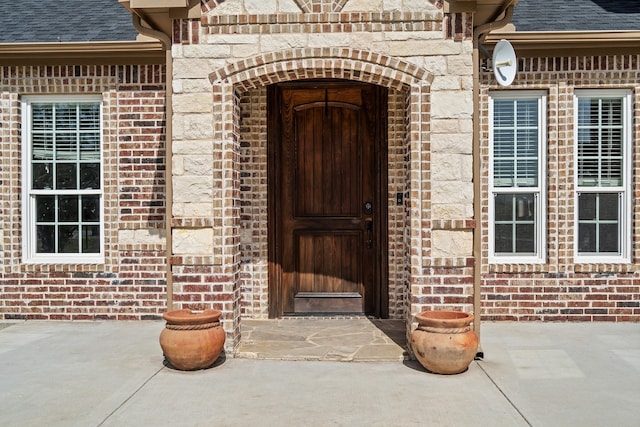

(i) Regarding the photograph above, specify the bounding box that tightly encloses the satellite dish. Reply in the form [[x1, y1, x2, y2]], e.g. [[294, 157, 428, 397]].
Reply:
[[492, 39, 517, 87]]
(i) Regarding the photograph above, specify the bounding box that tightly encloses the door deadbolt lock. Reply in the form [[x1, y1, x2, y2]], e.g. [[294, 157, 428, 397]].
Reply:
[[364, 202, 373, 215]]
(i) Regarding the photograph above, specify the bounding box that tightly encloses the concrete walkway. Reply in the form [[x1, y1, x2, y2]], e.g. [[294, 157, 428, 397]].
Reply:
[[0, 320, 638, 426]]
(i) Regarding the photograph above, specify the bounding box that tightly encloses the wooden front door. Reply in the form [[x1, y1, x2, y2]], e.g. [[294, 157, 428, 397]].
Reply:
[[268, 81, 388, 317]]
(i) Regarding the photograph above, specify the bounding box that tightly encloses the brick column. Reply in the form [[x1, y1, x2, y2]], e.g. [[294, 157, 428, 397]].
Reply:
[[212, 81, 242, 350], [408, 81, 432, 323], [170, 78, 242, 350]]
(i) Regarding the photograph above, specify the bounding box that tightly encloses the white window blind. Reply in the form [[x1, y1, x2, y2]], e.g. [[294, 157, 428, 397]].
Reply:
[[577, 98, 623, 187], [493, 98, 539, 188]]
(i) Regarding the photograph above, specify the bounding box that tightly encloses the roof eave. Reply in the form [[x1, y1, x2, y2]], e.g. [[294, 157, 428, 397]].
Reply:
[[119, 0, 201, 39], [0, 40, 165, 66], [447, 0, 520, 27], [483, 31, 640, 57]]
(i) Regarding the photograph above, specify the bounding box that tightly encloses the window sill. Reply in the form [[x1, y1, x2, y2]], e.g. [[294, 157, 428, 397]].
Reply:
[[23, 256, 105, 266]]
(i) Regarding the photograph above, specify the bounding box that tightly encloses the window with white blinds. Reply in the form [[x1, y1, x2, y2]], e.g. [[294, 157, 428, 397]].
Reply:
[[575, 90, 631, 262], [489, 92, 546, 263], [22, 96, 104, 263]]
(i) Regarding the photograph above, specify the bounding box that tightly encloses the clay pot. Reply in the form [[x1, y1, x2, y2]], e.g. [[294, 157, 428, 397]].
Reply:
[[159, 309, 226, 370], [410, 310, 478, 375]]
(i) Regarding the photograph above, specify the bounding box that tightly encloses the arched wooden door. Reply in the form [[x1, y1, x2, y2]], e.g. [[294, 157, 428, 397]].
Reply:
[[268, 81, 388, 317]]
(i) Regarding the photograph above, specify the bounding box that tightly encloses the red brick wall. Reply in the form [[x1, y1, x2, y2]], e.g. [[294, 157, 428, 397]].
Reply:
[[480, 55, 640, 321], [0, 64, 168, 320]]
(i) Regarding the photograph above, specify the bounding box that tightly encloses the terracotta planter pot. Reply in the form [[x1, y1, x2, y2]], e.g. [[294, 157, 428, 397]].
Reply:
[[159, 309, 226, 370], [410, 310, 478, 374]]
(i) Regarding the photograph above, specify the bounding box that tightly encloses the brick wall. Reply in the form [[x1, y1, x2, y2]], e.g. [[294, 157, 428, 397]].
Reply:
[[480, 55, 640, 321], [0, 64, 168, 320]]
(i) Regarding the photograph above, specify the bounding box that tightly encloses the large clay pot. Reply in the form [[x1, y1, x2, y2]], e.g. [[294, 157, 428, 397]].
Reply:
[[410, 310, 478, 374], [159, 309, 226, 370]]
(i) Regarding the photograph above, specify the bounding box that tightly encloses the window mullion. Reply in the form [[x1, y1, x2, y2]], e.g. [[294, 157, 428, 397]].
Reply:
[[53, 196, 59, 254], [597, 99, 603, 186]]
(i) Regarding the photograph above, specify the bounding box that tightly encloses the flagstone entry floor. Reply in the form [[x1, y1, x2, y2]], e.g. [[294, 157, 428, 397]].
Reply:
[[236, 318, 410, 361]]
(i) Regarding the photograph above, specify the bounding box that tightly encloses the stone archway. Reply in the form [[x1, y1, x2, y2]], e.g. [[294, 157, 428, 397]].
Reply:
[[203, 48, 433, 348]]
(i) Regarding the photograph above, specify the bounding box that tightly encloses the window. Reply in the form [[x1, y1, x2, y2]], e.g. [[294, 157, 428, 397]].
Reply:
[[489, 92, 546, 263], [22, 96, 104, 263], [574, 90, 631, 263]]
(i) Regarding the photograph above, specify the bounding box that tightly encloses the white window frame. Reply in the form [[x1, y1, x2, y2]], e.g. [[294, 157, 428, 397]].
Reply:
[[21, 95, 105, 264], [573, 89, 632, 264], [489, 91, 547, 264]]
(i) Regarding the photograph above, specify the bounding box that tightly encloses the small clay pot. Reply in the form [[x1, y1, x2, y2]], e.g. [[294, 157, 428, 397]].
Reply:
[[159, 309, 226, 370], [410, 310, 478, 374]]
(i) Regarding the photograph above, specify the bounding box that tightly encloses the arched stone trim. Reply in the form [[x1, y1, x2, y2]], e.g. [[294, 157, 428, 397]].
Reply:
[[205, 47, 433, 349], [208, 48, 433, 91]]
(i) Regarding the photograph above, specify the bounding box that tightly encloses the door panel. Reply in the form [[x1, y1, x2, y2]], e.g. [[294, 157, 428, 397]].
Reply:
[[296, 232, 362, 293], [268, 81, 388, 317], [294, 105, 360, 217]]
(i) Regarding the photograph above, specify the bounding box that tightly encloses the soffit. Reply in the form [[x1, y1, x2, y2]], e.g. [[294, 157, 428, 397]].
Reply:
[[0, 41, 165, 66]]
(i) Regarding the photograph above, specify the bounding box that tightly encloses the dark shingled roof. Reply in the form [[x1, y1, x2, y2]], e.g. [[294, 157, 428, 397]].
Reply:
[[0, 0, 138, 43], [1, 0, 638, 44], [512, 0, 640, 31]]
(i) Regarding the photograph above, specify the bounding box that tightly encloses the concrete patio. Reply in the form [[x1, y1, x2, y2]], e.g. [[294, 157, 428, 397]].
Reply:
[[0, 320, 638, 426]]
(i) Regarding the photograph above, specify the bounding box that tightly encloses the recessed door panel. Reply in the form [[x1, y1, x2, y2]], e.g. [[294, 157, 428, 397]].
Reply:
[[296, 231, 362, 293], [294, 105, 360, 217]]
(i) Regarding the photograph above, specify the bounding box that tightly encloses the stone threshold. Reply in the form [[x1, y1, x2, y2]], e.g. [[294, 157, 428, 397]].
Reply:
[[235, 318, 410, 362]]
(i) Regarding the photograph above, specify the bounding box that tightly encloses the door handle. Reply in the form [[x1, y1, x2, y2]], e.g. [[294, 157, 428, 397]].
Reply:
[[365, 220, 373, 249]]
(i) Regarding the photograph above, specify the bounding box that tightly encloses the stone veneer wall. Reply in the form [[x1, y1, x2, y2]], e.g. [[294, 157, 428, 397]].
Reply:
[[0, 65, 167, 320], [171, 0, 476, 349], [480, 55, 640, 321]]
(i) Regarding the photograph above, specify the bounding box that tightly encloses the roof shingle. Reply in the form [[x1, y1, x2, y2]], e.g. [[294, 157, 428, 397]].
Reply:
[[1, 0, 639, 45], [0, 0, 138, 43], [512, 0, 640, 32]]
